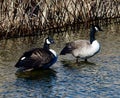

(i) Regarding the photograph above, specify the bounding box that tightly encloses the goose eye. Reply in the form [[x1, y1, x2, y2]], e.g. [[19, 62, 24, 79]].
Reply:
[[50, 40, 54, 44]]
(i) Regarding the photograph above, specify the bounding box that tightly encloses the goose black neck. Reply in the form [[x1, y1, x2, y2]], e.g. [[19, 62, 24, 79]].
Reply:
[[90, 27, 96, 44], [43, 43, 50, 50]]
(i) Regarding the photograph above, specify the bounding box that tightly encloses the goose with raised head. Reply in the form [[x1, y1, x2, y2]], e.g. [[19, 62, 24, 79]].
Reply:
[[15, 37, 57, 71], [60, 25, 103, 62]]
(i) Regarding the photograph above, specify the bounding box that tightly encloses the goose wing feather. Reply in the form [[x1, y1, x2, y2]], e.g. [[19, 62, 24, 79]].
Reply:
[[15, 48, 54, 68], [67, 40, 90, 50], [73, 40, 90, 49], [30, 48, 53, 65]]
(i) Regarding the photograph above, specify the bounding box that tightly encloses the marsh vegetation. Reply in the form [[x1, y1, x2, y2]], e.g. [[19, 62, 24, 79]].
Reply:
[[0, 0, 120, 38]]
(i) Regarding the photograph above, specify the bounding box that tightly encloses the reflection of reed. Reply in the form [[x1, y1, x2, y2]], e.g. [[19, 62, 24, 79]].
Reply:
[[0, 0, 120, 38]]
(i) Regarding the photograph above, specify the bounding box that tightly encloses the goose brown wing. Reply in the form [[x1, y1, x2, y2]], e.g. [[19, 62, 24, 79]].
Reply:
[[30, 48, 54, 66], [64, 40, 90, 50], [73, 40, 90, 49], [15, 48, 54, 68]]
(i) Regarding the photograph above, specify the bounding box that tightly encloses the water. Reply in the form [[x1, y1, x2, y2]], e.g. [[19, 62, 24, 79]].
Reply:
[[0, 24, 120, 98]]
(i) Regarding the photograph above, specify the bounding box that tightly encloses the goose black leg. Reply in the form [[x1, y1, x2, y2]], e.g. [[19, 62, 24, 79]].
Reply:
[[76, 57, 79, 63], [85, 59, 88, 62]]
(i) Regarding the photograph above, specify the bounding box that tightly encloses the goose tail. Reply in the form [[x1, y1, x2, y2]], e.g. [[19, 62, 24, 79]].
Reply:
[[60, 46, 71, 55], [15, 56, 30, 68], [15, 59, 24, 68]]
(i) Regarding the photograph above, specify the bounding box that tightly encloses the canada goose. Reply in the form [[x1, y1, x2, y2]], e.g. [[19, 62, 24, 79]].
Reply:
[[60, 25, 103, 62], [15, 37, 57, 70]]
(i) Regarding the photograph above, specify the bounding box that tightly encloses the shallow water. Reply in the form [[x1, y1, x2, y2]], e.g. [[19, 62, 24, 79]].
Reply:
[[0, 24, 120, 98]]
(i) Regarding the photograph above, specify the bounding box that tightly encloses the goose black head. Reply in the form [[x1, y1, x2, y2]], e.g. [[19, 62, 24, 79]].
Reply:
[[45, 37, 54, 45], [92, 24, 103, 32], [44, 37, 54, 49]]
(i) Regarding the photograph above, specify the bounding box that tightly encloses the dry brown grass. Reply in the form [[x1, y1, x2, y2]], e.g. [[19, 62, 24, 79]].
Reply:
[[0, 0, 120, 38]]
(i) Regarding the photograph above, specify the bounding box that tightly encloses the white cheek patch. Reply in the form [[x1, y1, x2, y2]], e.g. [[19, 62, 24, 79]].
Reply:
[[46, 39, 51, 44], [95, 27, 99, 31], [21, 57, 26, 60]]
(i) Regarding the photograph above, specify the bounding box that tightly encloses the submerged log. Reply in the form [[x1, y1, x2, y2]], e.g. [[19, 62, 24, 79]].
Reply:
[[0, 0, 120, 38]]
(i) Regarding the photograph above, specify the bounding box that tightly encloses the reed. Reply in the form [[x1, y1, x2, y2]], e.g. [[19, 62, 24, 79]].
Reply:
[[0, 0, 120, 38]]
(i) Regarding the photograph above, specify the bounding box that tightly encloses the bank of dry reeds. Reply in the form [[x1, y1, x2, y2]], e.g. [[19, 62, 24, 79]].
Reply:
[[0, 0, 120, 38]]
